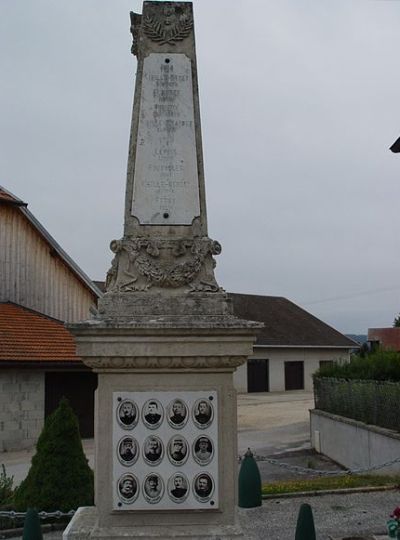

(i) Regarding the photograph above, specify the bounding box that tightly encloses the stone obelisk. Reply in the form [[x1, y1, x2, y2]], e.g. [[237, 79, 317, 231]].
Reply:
[[65, 3, 261, 539]]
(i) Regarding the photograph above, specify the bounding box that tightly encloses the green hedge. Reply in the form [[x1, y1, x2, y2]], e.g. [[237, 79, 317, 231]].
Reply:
[[313, 349, 400, 430], [314, 377, 400, 431], [313, 349, 400, 381]]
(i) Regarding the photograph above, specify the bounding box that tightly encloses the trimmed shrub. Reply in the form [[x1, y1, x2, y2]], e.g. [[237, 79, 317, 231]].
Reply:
[[13, 398, 93, 511]]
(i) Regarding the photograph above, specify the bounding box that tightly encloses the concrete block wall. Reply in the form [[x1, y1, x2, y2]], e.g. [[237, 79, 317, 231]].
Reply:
[[310, 408, 400, 474], [0, 370, 45, 451]]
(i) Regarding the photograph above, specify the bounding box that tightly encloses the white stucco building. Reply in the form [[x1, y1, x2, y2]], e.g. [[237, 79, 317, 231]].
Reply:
[[229, 293, 357, 393]]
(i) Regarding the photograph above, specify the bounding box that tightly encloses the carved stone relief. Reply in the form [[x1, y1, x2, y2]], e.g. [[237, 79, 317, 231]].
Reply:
[[143, 4, 193, 46], [105, 236, 221, 293], [130, 4, 193, 56]]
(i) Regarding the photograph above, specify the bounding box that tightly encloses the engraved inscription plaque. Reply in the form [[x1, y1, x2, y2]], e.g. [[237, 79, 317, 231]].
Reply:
[[131, 53, 201, 225]]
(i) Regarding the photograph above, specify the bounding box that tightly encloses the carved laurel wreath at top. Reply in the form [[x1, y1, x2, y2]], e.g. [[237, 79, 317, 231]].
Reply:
[[143, 14, 193, 45]]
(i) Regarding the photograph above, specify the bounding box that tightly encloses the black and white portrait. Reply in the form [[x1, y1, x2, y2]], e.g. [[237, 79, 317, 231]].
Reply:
[[117, 399, 138, 429], [142, 399, 163, 429], [143, 435, 164, 466], [117, 473, 139, 504], [193, 473, 214, 502], [167, 435, 188, 466], [143, 474, 163, 504], [117, 436, 138, 466], [193, 435, 213, 465], [167, 399, 188, 428], [193, 398, 213, 429], [168, 473, 189, 503]]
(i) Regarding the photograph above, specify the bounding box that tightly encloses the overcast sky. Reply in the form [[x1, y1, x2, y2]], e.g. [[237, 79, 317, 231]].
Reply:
[[1, 0, 400, 334]]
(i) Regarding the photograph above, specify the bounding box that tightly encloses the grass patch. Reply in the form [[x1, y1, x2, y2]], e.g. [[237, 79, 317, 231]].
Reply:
[[262, 474, 400, 495]]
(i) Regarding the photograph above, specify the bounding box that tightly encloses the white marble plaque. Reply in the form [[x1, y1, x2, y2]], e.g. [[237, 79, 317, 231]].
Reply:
[[113, 391, 218, 511], [131, 53, 200, 225]]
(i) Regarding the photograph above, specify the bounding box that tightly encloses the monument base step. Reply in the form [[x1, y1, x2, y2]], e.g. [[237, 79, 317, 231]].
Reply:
[[63, 507, 245, 540]]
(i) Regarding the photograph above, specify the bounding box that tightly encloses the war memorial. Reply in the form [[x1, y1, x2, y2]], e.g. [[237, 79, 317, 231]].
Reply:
[[65, 2, 260, 539]]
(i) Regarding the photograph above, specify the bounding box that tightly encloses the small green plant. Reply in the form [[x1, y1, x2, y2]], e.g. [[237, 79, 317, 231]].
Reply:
[[0, 464, 14, 506], [13, 397, 93, 512]]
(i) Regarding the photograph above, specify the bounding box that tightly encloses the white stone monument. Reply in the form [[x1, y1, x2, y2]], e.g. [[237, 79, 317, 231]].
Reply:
[[65, 2, 261, 539]]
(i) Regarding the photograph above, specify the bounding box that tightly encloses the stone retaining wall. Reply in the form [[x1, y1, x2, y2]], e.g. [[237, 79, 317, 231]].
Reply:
[[310, 408, 400, 474]]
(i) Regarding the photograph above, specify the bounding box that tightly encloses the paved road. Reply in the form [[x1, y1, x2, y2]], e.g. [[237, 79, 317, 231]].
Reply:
[[236, 391, 342, 482], [237, 391, 314, 455]]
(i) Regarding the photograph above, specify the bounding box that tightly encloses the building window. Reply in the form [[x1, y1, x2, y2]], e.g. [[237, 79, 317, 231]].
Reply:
[[319, 360, 334, 370]]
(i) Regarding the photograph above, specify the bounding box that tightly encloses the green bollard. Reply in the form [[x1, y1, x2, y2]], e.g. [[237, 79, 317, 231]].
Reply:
[[22, 508, 43, 540], [295, 503, 316, 540], [238, 448, 262, 508]]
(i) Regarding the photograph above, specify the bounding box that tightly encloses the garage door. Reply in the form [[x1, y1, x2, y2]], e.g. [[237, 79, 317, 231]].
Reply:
[[247, 359, 269, 392], [284, 361, 304, 391], [45, 372, 97, 438]]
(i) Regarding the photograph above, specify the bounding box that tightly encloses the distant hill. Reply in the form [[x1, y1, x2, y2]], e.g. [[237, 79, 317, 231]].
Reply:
[[346, 334, 367, 345]]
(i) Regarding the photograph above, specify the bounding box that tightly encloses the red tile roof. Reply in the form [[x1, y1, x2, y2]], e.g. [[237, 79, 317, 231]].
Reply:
[[0, 303, 79, 362]]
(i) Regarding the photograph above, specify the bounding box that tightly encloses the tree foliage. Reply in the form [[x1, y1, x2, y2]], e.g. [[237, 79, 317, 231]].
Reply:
[[313, 349, 400, 381], [393, 314, 400, 328], [13, 398, 93, 511]]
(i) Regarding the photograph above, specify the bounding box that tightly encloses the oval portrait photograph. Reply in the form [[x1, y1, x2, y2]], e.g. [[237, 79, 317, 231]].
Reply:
[[117, 436, 139, 466], [117, 473, 139, 504], [193, 473, 214, 503], [143, 473, 164, 504], [167, 473, 189, 503], [167, 435, 189, 466], [142, 399, 164, 429], [116, 399, 139, 430], [143, 435, 164, 466], [192, 398, 213, 429], [193, 435, 213, 466], [167, 398, 188, 429]]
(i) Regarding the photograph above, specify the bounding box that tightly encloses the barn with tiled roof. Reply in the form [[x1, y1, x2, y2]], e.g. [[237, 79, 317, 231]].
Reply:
[[0, 187, 100, 450]]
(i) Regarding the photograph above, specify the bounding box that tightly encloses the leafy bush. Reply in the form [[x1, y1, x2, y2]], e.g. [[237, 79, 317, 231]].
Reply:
[[13, 397, 94, 512], [313, 349, 400, 381], [0, 465, 18, 530], [0, 464, 14, 506]]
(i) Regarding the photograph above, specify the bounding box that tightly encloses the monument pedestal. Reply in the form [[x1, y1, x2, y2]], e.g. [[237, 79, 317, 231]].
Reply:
[[64, 319, 259, 540]]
